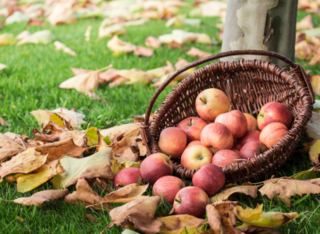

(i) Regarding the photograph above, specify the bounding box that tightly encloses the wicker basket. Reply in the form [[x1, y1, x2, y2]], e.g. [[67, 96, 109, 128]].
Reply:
[[141, 50, 315, 184]]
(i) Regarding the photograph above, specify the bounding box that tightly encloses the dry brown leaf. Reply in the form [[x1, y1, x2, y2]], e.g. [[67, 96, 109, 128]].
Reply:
[[90, 178, 112, 193], [48, 3, 77, 25], [100, 123, 140, 139], [210, 186, 259, 203], [36, 138, 86, 162], [134, 46, 154, 57], [64, 178, 102, 207], [240, 226, 280, 234], [104, 196, 163, 234], [117, 69, 154, 85], [145, 36, 162, 48], [187, 47, 211, 59], [294, 40, 315, 59], [306, 112, 320, 140], [167, 40, 186, 49], [309, 139, 320, 165], [60, 130, 87, 148], [107, 35, 135, 54], [0, 148, 46, 178], [0, 133, 26, 161], [296, 32, 306, 44], [147, 60, 175, 78], [101, 183, 147, 203], [54, 41, 76, 56], [59, 70, 99, 93], [71, 67, 91, 76], [17, 160, 64, 193], [175, 59, 190, 70], [32, 128, 60, 142], [0, 189, 69, 207], [109, 77, 129, 87], [259, 178, 320, 207], [99, 68, 121, 82], [0, 117, 9, 126], [157, 214, 206, 234], [297, 15, 313, 31], [28, 18, 45, 26], [112, 134, 140, 162], [206, 205, 225, 234], [210, 202, 240, 234]]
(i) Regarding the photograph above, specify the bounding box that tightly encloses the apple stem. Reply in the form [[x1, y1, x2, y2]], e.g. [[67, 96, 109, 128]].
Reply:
[[199, 97, 206, 104], [175, 198, 181, 204], [189, 118, 192, 126]]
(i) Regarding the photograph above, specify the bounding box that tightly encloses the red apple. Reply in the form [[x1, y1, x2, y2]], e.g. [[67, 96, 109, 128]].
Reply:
[[140, 153, 173, 184], [186, 141, 204, 148], [153, 176, 185, 204], [192, 164, 226, 197], [215, 110, 247, 138], [181, 145, 213, 170], [195, 88, 231, 122], [158, 127, 187, 159], [177, 117, 208, 142], [234, 130, 261, 150], [113, 167, 143, 189], [212, 149, 242, 168], [259, 122, 288, 148], [239, 141, 268, 159], [201, 123, 234, 150], [257, 102, 292, 130], [173, 186, 209, 218], [244, 113, 258, 131]]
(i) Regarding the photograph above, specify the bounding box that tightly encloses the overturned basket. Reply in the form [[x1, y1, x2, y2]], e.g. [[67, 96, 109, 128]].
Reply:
[[141, 50, 315, 184]]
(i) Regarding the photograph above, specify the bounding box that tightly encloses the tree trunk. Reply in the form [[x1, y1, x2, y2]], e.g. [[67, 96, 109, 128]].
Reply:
[[221, 0, 298, 67]]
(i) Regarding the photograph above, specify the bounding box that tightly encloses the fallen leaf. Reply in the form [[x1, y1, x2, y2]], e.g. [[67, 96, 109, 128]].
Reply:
[[51, 148, 114, 189], [112, 135, 140, 162], [259, 178, 320, 207], [210, 186, 259, 203], [167, 40, 186, 49], [6, 174, 24, 183], [240, 226, 280, 234], [206, 205, 225, 234], [306, 112, 320, 140], [47, 3, 77, 25], [310, 75, 320, 96], [86, 214, 97, 223], [199, 1, 227, 17], [0, 33, 16, 45], [100, 183, 147, 203], [187, 47, 211, 59], [54, 41, 76, 56], [147, 61, 175, 78], [293, 167, 318, 180], [157, 214, 206, 234], [99, 68, 121, 82], [109, 77, 128, 87], [233, 204, 300, 228], [85, 127, 103, 147], [297, 15, 313, 31], [51, 108, 86, 128], [15, 216, 25, 222], [295, 40, 317, 60], [28, 18, 45, 26], [64, 178, 102, 207], [36, 138, 86, 162], [174, 59, 190, 70], [104, 196, 163, 234], [16, 30, 31, 40], [17, 30, 55, 46], [0, 189, 69, 207], [32, 128, 60, 142], [60, 130, 87, 148], [90, 178, 112, 193], [5, 11, 30, 24], [145, 36, 162, 48], [0, 117, 9, 126], [117, 69, 154, 85], [107, 35, 135, 54], [16, 160, 64, 193], [110, 160, 141, 176], [85, 25, 91, 42], [309, 139, 320, 165], [99, 24, 126, 38], [0, 133, 27, 160], [99, 123, 140, 139], [296, 32, 306, 44], [50, 113, 73, 130], [0, 148, 47, 178], [134, 46, 154, 57]]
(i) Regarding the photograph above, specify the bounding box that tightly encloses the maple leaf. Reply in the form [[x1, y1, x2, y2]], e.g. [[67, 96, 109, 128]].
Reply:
[[0, 133, 27, 162], [16, 30, 55, 46]]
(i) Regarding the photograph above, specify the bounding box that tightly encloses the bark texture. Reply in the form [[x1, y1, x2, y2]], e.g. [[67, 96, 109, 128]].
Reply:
[[221, 0, 298, 67]]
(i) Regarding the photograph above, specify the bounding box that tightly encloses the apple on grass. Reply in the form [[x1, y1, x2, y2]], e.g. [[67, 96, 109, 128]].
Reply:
[[173, 186, 209, 218], [259, 122, 289, 148], [212, 149, 242, 168], [257, 102, 293, 130], [239, 141, 268, 159], [234, 130, 261, 150], [181, 145, 213, 170], [153, 176, 185, 204], [140, 153, 173, 184], [244, 113, 258, 131], [215, 110, 248, 138], [113, 167, 143, 189], [177, 117, 208, 142], [195, 88, 231, 122], [158, 127, 187, 159], [192, 164, 226, 197], [201, 123, 234, 150]]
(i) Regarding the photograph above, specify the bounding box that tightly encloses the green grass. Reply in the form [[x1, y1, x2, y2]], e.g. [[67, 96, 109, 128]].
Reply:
[[0, 4, 320, 234]]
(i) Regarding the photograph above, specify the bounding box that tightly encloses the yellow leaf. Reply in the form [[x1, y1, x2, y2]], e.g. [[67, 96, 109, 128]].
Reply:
[[0, 33, 16, 45], [117, 69, 154, 85], [110, 159, 141, 176], [17, 160, 64, 193], [107, 35, 135, 54], [157, 214, 206, 234], [0, 148, 47, 178], [99, 123, 140, 139], [5, 174, 24, 183], [309, 139, 320, 165], [233, 204, 300, 228]]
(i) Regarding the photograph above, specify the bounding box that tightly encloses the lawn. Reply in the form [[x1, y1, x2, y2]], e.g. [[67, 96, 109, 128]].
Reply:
[[0, 3, 320, 234]]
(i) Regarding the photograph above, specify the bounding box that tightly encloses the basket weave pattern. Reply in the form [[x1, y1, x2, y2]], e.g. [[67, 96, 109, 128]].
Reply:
[[141, 51, 314, 184]]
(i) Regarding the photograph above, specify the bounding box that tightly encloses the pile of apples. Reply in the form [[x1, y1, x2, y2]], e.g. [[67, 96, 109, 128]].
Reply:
[[112, 88, 293, 218]]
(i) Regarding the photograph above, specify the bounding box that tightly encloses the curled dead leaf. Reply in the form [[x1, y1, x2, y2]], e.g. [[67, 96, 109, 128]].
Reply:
[[210, 186, 259, 203], [297, 15, 313, 31], [54, 41, 76, 56], [187, 47, 211, 59], [100, 123, 140, 139], [134, 46, 154, 57], [47, 3, 77, 25], [107, 35, 135, 54], [145, 36, 162, 48]]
